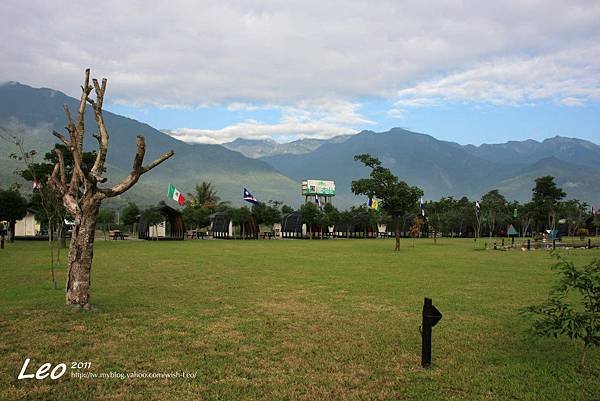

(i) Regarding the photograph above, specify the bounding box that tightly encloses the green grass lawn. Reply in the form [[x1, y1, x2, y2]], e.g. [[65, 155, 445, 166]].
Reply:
[[1, 238, 599, 400]]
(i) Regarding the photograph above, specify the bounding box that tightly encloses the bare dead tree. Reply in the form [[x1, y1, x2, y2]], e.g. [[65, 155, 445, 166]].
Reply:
[[48, 68, 174, 307]]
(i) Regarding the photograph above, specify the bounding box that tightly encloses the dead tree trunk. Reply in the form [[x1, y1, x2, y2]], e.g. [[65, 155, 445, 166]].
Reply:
[[65, 194, 100, 305], [49, 69, 173, 307]]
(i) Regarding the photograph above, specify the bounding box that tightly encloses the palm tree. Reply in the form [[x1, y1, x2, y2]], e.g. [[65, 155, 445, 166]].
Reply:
[[187, 182, 229, 210]]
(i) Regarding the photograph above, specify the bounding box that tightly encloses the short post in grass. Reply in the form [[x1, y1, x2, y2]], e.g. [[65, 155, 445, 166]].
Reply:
[[527, 239, 531, 250], [552, 239, 556, 250], [588, 238, 592, 249], [421, 297, 443, 368]]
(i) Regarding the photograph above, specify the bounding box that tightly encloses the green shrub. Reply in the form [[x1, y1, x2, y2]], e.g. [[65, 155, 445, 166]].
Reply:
[[522, 254, 600, 369]]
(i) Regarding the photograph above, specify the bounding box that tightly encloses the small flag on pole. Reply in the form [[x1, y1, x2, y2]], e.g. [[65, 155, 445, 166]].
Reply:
[[314, 194, 321, 207], [243, 188, 258, 204], [420, 197, 425, 216], [475, 200, 481, 215], [368, 197, 381, 213], [168, 184, 186, 206]]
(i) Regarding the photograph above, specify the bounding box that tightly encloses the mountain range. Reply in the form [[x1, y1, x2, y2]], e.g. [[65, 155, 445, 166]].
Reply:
[[261, 128, 600, 205], [1, 81, 598, 209], [0, 82, 299, 208]]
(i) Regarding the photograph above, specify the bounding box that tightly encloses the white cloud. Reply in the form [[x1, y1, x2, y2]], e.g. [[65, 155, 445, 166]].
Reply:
[[169, 120, 358, 144], [1, 0, 600, 141], [393, 43, 600, 109], [560, 97, 586, 106], [1, 0, 599, 106], [169, 99, 371, 143], [227, 102, 264, 112]]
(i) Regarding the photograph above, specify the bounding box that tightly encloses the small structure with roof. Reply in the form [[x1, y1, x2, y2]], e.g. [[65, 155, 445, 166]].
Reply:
[[281, 212, 303, 238], [210, 212, 232, 238], [138, 202, 184, 240]]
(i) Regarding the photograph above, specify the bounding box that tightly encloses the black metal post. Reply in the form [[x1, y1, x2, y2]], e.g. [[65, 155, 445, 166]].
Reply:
[[552, 239, 556, 250], [589, 238, 592, 249], [527, 239, 531, 250], [511, 236, 515, 246], [0, 234, 4, 249], [421, 298, 433, 368], [421, 297, 443, 368], [502, 238, 505, 247]]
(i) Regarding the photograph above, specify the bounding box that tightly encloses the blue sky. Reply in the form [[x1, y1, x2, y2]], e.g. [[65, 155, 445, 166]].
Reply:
[[106, 98, 600, 145], [2, 0, 600, 145]]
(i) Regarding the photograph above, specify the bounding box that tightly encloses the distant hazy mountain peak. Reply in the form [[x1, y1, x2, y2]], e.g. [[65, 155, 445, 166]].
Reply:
[[0, 81, 20, 87], [229, 137, 278, 145], [222, 134, 352, 158]]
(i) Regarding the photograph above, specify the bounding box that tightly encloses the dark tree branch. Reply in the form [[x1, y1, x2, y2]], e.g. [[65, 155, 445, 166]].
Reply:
[[52, 130, 70, 147], [99, 136, 173, 198]]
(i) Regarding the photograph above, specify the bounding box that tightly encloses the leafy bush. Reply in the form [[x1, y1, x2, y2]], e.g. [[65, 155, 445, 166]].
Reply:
[[522, 254, 600, 369]]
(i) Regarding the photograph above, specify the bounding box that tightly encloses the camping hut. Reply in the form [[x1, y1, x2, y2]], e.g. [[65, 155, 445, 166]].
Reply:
[[281, 212, 303, 238], [334, 210, 379, 238], [210, 212, 232, 238], [12, 209, 50, 240], [138, 202, 184, 240], [14, 209, 42, 238]]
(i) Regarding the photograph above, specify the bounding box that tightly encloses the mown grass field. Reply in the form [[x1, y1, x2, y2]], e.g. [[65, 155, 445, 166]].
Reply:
[[1, 238, 599, 400]]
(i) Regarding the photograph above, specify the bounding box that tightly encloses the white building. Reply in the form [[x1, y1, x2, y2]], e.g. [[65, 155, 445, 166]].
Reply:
[[14, 211, 40, 237]]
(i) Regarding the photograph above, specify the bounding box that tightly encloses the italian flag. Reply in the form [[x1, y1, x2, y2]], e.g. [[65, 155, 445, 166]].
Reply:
[[168, 184, 186, 206]]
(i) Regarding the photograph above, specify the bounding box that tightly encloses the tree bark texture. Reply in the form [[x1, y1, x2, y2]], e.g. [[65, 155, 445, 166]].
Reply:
[[65, 195, 100, 306]]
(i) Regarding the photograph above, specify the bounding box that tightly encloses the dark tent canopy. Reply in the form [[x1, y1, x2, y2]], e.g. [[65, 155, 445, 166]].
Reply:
[[210, 212, 231, 238], [281, 212, 303, 238]]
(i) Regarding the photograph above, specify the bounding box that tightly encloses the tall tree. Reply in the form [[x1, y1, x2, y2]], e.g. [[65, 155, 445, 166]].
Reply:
[[182, 205, 211, 231], [456, 196, 475, 237], [517, 202, 535, 238], [480, 189, 508, 238], [187, 181, 228, 209], [531, 176, 566, 232], [229, 206, 252, 239], [593, 214, 600, 237], [121, 202, 141, 233], [48, 69, 174, 307], [321, 203, 340, 236], [281, 204, 295, 214], [183, 181, 228, 231], [299, 202, 320, 239], [1, 133, 94, 287], [562, 199, 588, 237], [352, 154, 423, 251], [0, 188, 28, 243], [96, 208, 115, 241], [409, 216, 424, 247], [252, 200, 282, 229], [18, 144, 98, 250]]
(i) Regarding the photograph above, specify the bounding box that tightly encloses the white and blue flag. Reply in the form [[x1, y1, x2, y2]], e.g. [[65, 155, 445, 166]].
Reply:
[[243, 188, 258, 204]]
